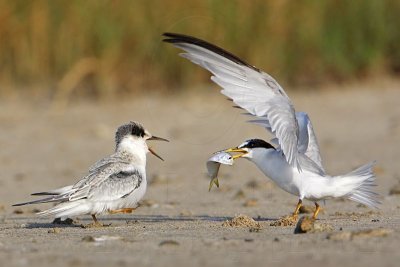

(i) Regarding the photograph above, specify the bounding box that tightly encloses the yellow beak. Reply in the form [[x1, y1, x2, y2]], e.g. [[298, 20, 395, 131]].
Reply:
[[225, 147, 248, 159]]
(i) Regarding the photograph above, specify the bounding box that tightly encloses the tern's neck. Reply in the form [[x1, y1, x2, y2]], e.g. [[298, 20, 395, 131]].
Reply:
[[116, 137, 147, 167]]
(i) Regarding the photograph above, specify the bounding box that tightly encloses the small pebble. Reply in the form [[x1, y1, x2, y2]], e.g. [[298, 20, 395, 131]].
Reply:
[[82, 236, 95, 242], [294, 216, 334, 234], [389, 184, 400, 195], [13, 209, 24, 214], [243, 199, 258, 207], [48, 228, 61, 234]]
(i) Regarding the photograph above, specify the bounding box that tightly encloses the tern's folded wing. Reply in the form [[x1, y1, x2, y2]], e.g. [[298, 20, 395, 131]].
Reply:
[[68, 157, 134, 201], [88, 154, 130, 173], [86, 169, 142, 201], [163, 33, 300, 169], [13, 154, 136, 206]]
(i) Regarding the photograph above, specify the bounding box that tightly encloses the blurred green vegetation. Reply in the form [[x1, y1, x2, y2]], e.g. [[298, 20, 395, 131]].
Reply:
[[0, 0, 399, 97]]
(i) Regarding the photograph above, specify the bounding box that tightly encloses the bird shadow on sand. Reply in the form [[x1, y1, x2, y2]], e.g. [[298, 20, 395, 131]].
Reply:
[[13, 214, 277, 229], [11, 217, 83, 229], [110, 214, 276, 223]]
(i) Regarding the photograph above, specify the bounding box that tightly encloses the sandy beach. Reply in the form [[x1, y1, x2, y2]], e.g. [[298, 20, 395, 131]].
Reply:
[[1, 81, 400, 267]]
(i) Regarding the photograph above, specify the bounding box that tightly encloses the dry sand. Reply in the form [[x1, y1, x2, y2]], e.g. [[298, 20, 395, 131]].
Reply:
[[1, 82, 400, 267]]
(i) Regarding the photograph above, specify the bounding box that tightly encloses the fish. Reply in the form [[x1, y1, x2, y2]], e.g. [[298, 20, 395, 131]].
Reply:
[[206, 151, 234, 191]]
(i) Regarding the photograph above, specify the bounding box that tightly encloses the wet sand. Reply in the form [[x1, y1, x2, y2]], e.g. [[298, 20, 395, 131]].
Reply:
[[1, 82, 400, 267]]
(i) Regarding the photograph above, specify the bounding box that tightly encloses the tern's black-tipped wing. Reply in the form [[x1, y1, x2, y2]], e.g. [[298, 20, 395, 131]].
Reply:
[[163, 32, 259, 72], [163, 32, 301, 170]]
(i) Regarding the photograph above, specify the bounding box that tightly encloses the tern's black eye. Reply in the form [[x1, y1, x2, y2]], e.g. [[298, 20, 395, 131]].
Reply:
[[130, 123, 145, 137]]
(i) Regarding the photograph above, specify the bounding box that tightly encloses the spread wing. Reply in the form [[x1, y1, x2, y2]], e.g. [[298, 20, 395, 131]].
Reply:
[[163, 32, 300, 170]]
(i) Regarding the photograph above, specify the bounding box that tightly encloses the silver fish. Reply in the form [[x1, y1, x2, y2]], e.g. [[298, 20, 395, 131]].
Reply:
[[206, 151, 234, 191]]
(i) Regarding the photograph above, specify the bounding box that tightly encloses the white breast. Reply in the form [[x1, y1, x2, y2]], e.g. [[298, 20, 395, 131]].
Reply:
[[250, 149, 300, 196]]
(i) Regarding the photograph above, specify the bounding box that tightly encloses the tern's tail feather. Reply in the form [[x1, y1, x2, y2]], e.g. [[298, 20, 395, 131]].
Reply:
[[31, 185, 73, 196], [13, 185, 74, 206], [335, 161, 380, 209], [12, 195, 68, 207], [37, 200, 90, 218]]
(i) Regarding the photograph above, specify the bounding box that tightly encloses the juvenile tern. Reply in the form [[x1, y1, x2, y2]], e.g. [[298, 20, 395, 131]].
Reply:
[[13, 121, 168, 225], [163, 32, 380, 219]]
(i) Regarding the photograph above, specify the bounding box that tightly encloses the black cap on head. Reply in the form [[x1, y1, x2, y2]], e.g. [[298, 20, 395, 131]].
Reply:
[[115, 121, 145, 146], [129, 122, 145, 137], [238, 139, 275, 150]]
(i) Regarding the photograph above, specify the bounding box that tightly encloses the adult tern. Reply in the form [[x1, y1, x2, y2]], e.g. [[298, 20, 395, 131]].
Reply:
[[163, 32, 379, 219]]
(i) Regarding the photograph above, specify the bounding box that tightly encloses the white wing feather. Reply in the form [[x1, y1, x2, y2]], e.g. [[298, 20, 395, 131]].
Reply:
[[165, 36, 300, 169], [296, 112, 324, 172], [249, 112, 325, 174]]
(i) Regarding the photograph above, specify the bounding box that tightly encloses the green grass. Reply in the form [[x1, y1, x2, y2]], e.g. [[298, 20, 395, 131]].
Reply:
[[0, 0, 399, 96]]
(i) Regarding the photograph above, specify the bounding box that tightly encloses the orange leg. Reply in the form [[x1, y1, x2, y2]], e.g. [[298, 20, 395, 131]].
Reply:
[[293, 199, 303, 216], [108, 208, 136, 214], [312, 202, 321, 219]]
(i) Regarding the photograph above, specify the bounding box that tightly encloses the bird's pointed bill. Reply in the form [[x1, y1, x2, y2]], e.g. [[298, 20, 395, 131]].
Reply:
[[147, 135, 169, 142], [147, 135, 168, 161], [225, 148, 247, 159], [209, 177, 220, 191], [148, 147, 164, 161]]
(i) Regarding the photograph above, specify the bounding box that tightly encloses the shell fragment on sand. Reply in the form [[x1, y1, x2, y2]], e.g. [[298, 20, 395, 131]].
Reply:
[[206, 151, 234, 191]]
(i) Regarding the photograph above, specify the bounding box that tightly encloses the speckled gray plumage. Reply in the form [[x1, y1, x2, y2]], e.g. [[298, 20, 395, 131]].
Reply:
[[12, 121, 154, 219], [14, 145, 143, 207], [68, 151, 140, 201]]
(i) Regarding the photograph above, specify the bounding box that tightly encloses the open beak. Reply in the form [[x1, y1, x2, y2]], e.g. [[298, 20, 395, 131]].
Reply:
[[147, 135, 169, 142], [147, 135, 168, 161], [225, 147, 248, 159], [148, 147, 164, 161]]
